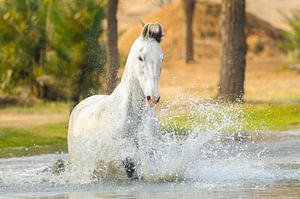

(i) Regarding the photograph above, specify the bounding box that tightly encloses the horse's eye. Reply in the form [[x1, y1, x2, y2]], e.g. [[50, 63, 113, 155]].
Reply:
[[138, 56, 143, 61]]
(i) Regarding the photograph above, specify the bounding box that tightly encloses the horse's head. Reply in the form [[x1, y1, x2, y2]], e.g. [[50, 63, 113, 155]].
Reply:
[[135, 22, 164, 107]]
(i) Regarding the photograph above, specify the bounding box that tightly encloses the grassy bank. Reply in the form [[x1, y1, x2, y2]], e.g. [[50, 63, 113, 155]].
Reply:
[[244, 104, 300, 131], [0, 123, 68, 158], [0, 102, 299, 158], [0, 102, 69, 157]]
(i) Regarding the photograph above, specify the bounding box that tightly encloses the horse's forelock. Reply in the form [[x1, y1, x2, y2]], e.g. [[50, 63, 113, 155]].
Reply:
[[141, 22, 164, 43]]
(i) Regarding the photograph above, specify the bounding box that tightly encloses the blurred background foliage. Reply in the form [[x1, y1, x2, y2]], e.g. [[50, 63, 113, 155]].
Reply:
[[282, 11, 300, 62], [0, 0, 300, 105], [0, 0, 106, 103]]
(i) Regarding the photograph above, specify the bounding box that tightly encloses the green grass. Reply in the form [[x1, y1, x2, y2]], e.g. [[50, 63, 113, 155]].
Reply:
[[160, 104, 300, 134], [0, 103, 299, 158], [244, 104, 300, 131], [0, 123, 68, 157]]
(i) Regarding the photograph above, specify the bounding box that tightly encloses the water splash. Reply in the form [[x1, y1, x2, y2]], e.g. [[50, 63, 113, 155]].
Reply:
[[60, 98, 252, 183], [132, 98, 248, 182], [1, 98, 300, 195]]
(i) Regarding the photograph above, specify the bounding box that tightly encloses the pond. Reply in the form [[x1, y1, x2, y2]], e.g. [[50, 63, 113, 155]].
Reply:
[[0, 130, 299, 199]]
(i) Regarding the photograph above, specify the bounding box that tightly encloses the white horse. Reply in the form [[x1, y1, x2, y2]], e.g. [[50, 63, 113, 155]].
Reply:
[[67, 22, 164, 178]]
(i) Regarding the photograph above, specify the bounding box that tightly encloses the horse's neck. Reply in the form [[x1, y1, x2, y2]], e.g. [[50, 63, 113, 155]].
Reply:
[[118, 41, 145, 117], [121, 77, 145, 118], [111, 37, 147, 122], [110, 69, 144, 119]]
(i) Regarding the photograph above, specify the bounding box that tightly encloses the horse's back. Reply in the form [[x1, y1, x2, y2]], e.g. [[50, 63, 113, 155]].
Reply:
[[69, 94, 108, 124]]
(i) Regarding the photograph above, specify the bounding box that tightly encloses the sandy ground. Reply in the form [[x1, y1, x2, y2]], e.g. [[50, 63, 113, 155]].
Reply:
[[118, 0, 300, 103], [118, 0, 300, 32], [0, 113, 68, 128], [246, 0, 300, 30], [159, 57, 300, 102]]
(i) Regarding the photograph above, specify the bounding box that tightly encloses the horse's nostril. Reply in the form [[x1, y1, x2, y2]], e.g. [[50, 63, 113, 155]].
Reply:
[[156, 96, 160, 103], [147, 96, 151, 101]]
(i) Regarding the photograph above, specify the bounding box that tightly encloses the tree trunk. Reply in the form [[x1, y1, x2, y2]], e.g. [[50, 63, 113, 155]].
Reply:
[[182, 0, 195, 63], [218, 0, 247, 102], [106, 0, 119, 94]]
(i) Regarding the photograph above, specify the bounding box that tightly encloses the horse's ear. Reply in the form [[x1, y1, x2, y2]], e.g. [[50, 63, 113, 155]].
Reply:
[[141, 22, 164, 43], [141, 23, 151, 39]]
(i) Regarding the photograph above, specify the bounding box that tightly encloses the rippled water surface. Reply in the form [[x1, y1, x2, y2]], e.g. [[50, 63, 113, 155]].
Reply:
[[1, 131, 299, 199]]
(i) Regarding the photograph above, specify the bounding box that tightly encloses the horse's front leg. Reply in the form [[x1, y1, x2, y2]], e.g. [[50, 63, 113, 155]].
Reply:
[[122, 157, 138, 180]]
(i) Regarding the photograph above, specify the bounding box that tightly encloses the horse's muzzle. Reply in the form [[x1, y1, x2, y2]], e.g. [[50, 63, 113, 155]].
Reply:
[[146, 96, 160, 107]]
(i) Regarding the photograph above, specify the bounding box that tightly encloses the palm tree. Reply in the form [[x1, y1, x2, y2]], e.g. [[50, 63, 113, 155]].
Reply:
[[0, 0, 67, 97], [62, 0, 106, 104], [0, 0, 42, 93], [0, 0, 107, 103]]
